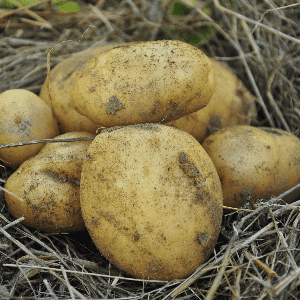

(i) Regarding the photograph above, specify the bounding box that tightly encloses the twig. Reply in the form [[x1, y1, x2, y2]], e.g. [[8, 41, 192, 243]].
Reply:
[[213, 0, 300, 45], [169, 222, 275, 298], [2, 217, 25, 231], [61, 266, 76, 300], [274, 266, 300, 295], [168, 193, 293, 298], [0, 137, 95, 149], [43, 279, 60, 300], [188, 0, 275, 127], [3, 264, 170, 283], [89, 4, 114, 32], [206, 228, 238, 299], [252, 2, 300, 32], [0, 186, 24, 202], [222, 205, 254, 212], [231, 266, 242, 300], [269, 208, 298, 270], [232, 25, 275, 127], [243, 249, 278, 277]]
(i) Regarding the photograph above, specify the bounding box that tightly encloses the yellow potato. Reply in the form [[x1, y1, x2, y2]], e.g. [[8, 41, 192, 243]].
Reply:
[[5, 132, 95, 233], [202, 125, 300, 208], [80, 123, 223, 280], [71, 40, 215, 127], [0, 89, 59, 168], [167, 59, 257, 143], [39, 43, 130, 133]]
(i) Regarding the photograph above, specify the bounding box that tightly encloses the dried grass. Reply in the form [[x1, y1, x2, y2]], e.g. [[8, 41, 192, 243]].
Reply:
[[0, 0, 300, 299]]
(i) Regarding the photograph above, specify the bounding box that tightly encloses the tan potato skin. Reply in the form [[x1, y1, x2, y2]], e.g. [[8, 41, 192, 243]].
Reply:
[[0, 89, 59, 168], [5, 132, 95, 233], [202, 125, 300, 208], [167, 59, 257, 143], [71, 40, 215, 127], [39, 43, 131, 134], [80, 123, 223, 280]]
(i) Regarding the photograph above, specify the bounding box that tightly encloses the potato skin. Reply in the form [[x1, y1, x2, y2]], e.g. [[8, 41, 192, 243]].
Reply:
[[202, 125, 300, 208], [167, 59, 257, 143], [40, 43, 130, 134], [80, 123, 223, 280], [71, 40, 215, 127], [5, 132, 95, 233], [0, 89, 59, 168]]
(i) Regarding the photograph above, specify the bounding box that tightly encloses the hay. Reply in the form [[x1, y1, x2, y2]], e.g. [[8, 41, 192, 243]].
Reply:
[[0, 0, 299, 299]]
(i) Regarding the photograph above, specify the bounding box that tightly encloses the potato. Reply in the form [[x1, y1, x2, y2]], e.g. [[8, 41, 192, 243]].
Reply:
[[80, 123, 223, 280], [5, 132, 95, 233], [70, 40, 215, 127], [0, 89, 59, 168], [166, 59, 257, 143], [202, 125, 300, 208], [40, 43, 129, 134]]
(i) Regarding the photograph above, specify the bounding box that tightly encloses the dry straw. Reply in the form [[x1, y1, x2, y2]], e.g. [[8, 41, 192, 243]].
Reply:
[[0, 0, 299, 299]]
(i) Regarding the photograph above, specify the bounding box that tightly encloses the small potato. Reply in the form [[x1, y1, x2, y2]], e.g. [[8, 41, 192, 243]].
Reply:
[[5, 132, 95, 233], [40, 43, 130, 134], [80, 123, 223, 280], [71, 40, 215, 127], [0, 89, 59, 168], [202, 125, 300, 208], [167, 59, 257, 143]]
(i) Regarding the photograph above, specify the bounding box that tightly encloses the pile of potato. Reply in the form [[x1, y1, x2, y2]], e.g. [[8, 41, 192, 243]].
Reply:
[[1, 40, 300, 280]]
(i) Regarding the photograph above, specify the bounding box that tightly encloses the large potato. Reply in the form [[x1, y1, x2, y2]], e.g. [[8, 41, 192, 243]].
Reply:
[[71, 40, 215, 127], [40, 43, 129, 134], [167, 59, 257, 143], [5, 132, 95, 233], [202, 125, 300, 208], [0, 89, 59, 168], [80, 123, 223, 280]]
